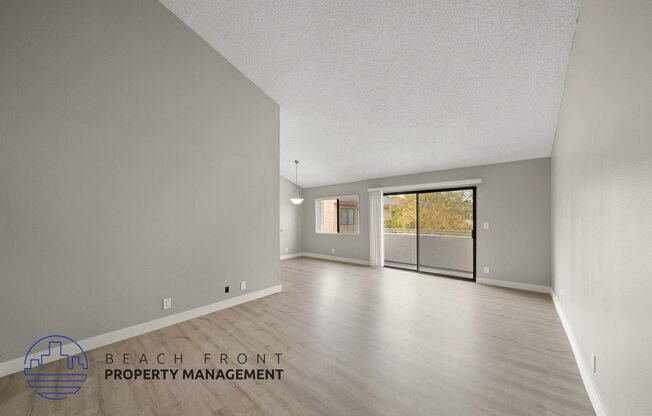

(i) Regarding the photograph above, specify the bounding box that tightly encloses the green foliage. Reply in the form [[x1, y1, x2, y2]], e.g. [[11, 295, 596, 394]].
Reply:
[[384, 191, 473, 231], [384, 194, 417, 229]]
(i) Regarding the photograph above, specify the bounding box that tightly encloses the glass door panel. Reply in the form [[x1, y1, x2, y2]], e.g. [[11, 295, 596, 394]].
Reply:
[[383, 193, 417, 270], [417, 190, 474, 279]]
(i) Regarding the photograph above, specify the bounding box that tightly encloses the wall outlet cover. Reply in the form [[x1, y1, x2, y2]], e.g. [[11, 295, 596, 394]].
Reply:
[[162, 297, 172, 310], [483, 266, 490, 274], [240, 281, 247, 290], [331, 249, 335, 254], [483, 222, 490, 229]]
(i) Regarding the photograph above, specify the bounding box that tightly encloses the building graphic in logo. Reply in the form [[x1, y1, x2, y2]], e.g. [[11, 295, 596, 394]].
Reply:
[[23, 335, 89, 400]]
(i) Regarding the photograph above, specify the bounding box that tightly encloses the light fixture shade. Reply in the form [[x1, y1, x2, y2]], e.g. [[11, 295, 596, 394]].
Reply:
[[290, 197, 304, 205]]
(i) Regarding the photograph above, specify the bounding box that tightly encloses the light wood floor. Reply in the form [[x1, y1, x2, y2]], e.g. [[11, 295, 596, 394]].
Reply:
[[0, 257, 594, 415]]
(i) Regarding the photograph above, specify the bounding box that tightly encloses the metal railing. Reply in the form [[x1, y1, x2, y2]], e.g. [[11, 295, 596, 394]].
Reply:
[[384, 228, 472, 237]]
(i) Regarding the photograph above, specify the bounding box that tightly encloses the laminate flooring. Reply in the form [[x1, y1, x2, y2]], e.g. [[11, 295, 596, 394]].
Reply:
[[0, 257, 594, 415]]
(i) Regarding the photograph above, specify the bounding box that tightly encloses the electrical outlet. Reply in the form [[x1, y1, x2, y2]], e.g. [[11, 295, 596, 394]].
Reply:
[[162, 297, 172, 310], [331, 249, 335, 254], [483, 222, 490, 229], [286, 247, 289, 253], [224, 286, 229, 294], [240, 281, 247, 291], [483, 266, 490, 274], [591, 353, 597, 373]]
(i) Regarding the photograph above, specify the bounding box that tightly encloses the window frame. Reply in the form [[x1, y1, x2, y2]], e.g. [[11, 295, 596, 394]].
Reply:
[[315, 194, 360, 235]]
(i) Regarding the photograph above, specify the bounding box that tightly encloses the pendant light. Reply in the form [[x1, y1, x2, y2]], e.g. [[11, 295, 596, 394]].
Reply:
[[290, 160, 304, 205]]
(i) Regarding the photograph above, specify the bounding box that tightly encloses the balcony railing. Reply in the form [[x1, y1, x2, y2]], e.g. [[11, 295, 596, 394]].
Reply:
[[383, 229, 473, 273], [384, 228, 471, 237]]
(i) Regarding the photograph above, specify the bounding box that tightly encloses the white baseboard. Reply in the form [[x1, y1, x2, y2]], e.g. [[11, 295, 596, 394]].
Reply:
[[0, 284, 282, 378], [300, 252, 369, 266], [551, 292, 606, 416], [477, 278, 551, 294], [280, 252, 303, 260]]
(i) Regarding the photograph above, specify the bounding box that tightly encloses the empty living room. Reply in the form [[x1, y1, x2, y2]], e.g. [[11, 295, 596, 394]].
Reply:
[[1, 0, 650, 415]]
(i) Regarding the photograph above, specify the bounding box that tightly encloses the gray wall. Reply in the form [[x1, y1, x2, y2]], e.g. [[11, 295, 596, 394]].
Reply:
[[551, 0, 652, 414], [0, 0, 279, 362], [303, 158, 551, 287], [280, 176, 304, 256]]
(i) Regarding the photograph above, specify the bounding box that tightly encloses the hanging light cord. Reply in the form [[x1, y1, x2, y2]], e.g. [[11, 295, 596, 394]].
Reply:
[[295, 160, 299, 192], [290, 160, 303, 204]]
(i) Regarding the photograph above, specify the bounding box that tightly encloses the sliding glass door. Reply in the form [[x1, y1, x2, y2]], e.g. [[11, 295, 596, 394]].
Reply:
[[383, 194, 417, 270], [384, 188, 475, 280]]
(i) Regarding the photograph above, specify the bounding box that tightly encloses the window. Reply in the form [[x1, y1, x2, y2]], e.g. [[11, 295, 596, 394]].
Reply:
[[317, 199, 338, 233], [316, 195, 359, 234], [340, 208, 354, 225]]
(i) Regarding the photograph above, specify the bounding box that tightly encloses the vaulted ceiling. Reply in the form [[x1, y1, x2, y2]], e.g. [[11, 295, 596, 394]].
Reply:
[[160, 0, 580, 188]]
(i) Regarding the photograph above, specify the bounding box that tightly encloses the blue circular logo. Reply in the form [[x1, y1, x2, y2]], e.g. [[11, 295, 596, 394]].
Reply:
[[23, 335, 89, 400]]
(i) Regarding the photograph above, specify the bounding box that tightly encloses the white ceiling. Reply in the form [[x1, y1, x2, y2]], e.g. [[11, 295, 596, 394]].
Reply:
[[160, 0, 580, 188]]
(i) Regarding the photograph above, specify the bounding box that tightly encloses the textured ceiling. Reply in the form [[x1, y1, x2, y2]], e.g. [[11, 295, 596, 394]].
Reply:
[[160, 0, 580, 188]]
